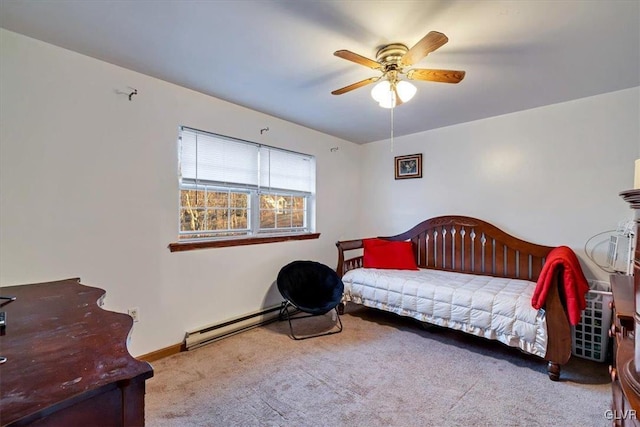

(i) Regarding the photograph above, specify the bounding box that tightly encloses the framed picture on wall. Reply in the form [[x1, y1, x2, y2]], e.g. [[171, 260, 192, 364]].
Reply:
[[394, 153, 422, 180]]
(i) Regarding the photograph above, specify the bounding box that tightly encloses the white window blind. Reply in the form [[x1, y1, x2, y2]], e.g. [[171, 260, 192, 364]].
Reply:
[[259, 146, 314, 193], [180, 127, 314, 194], [180, 128, 259, 187]]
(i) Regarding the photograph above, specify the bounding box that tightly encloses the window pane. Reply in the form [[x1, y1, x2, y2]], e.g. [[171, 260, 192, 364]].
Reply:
[[279, 196, 291, 211], [180, 208, 204, 231], [230, 193, 247, 208], [206, 209, 227, 230], [291, 196, 304, 227], [292, 196, 304, 210], [260, 194, 276, 210], [207, 191, 228, 208], [181, 189, 205, 208], [278, 210, 293, 228], [230, 209, 248, 229], [292, 210, 304, 227], [260, 209, 276, 229]]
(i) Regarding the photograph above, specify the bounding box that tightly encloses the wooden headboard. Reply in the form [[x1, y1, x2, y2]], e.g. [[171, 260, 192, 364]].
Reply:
[[336, 215, 554, 281]]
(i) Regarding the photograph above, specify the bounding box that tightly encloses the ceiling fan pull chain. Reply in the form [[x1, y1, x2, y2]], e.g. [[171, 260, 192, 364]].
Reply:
[[390, 104, 394, 152]]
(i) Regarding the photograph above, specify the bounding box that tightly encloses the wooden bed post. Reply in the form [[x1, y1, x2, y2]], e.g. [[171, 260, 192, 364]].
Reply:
[[336, 239, 364, 315], [541, 267, 572, 381]]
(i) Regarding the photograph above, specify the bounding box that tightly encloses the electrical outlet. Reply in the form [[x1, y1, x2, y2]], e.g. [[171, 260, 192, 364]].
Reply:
[[128, 307, 140, 323]]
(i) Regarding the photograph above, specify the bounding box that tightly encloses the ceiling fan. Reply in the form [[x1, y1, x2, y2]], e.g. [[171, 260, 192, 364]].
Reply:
[[331, 31, 465, 108]]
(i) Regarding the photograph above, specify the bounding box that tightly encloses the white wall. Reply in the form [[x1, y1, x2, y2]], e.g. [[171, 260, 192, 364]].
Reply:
[[360, 87, 639, 281], [2, 28, 638, 357], [0, 29, 362, 356]]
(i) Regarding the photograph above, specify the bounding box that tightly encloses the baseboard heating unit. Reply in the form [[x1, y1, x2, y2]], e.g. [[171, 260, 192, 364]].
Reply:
[[184, 304, 282, 350]]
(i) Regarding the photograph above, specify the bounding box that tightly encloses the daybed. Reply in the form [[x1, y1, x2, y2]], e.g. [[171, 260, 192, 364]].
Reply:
[[336, 215, 586, 381]]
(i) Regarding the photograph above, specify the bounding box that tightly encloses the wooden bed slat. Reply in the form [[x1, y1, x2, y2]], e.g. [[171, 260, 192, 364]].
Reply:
[[445, 228, 451, 269], [518, 251, 528, 280], [531, 256, 545, 281], [458, 227, 468, 272], [504, 245, 515, 277], [483, 234, 492, 275], [453, 227, 462, 271], [418, 233, 427, 267]]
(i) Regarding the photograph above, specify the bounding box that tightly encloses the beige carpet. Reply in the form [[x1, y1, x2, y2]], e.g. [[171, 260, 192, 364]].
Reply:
[[145, 305, 611, 427]]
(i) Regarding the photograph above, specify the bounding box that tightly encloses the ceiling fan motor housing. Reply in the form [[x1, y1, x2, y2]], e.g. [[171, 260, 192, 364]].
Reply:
[[376, 43, 409, 71]]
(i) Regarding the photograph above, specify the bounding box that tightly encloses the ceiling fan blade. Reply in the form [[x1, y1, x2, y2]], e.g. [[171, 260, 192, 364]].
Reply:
[[400, 31, 449, 67], [334, 50, 381, 69], [331, 77, 379, 95], [407, 68, 466, 84]]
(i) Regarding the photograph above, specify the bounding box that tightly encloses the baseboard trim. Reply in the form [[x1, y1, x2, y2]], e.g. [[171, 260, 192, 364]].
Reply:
[[136, 304, 285, 361], [137, 342, 184, 363], [184, 304, 282, 350]]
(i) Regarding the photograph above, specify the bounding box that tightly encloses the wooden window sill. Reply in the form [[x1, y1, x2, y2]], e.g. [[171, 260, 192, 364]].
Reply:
[[168, 233, 320, 252]]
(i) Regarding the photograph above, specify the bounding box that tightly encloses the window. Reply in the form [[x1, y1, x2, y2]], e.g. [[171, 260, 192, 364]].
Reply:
[[176, 127, 316, 244]]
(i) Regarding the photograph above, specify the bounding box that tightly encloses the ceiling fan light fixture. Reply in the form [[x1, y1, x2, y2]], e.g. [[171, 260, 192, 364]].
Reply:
[[371, 80, 391, 104], [378, 96, 396, 109], [371, 79, 416, 108], [371, 82, 396, 108], [396, 80, 417, 103]]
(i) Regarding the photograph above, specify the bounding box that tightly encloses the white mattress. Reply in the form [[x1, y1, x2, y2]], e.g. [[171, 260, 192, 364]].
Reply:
[[342, 268, 547, 357]]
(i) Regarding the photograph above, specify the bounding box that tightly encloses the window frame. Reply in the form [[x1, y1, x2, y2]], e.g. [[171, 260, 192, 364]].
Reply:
[[170, 127, 318, 251], [178, 182, 252, 240], [257, 189, 309, 234]]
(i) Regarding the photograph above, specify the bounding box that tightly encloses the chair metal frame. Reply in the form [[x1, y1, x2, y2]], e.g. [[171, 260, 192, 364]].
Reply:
[[278, 300, 343, 340]]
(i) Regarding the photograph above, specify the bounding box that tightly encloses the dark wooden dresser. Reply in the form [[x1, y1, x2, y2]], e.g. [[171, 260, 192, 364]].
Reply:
[[609, 189, 640, 426], [611, 274, 640, 426], [0, 278, 153, 426]]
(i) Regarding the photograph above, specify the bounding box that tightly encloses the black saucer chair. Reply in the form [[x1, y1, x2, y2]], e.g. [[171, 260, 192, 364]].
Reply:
[[277, 260, 344, 340]]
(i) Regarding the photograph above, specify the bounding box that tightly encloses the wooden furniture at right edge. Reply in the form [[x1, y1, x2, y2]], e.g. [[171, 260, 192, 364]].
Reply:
[[610, 189, 640, 426]]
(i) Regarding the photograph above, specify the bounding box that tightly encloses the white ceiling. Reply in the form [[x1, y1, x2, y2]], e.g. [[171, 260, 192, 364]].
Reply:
[[1, 0, 638, 144]]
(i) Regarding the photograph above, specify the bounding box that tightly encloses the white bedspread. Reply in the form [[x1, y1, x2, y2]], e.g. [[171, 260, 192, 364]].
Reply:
[[342, 268, 547, 357]]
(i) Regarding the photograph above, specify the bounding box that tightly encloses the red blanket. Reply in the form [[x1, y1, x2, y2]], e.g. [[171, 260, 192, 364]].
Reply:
[[531, 246, 590, 325]]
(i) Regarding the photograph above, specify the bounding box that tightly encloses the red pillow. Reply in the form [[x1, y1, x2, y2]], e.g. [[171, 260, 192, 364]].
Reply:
[[363, 238, 418, 270]]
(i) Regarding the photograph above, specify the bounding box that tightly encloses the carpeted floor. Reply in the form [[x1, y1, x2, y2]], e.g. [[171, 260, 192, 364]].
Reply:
[[145, 305, 611, 427]]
